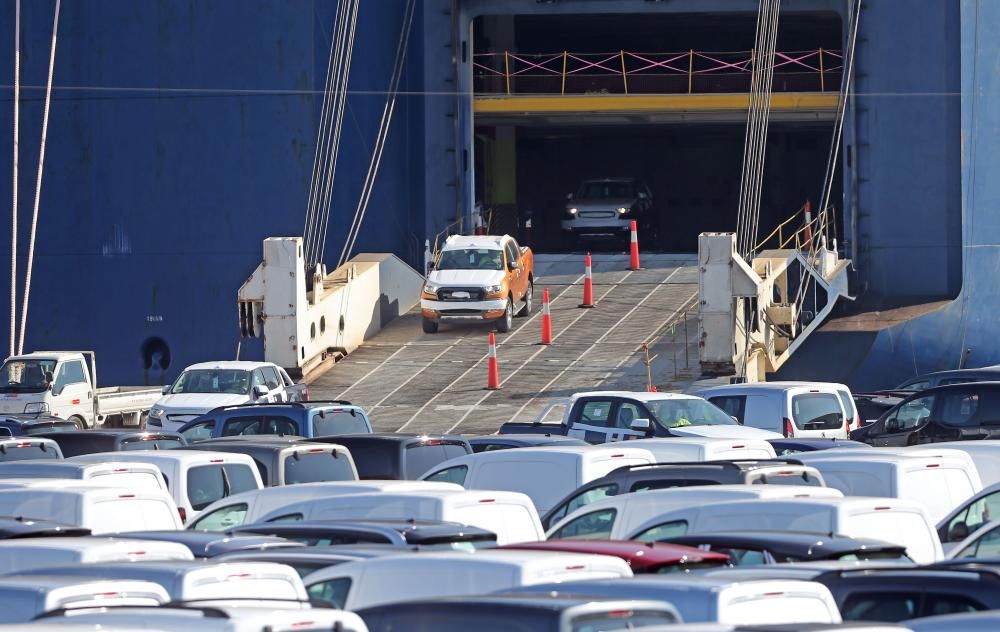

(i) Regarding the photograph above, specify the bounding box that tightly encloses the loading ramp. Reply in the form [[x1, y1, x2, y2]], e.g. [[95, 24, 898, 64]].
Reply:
[[306, 254, 700, 436]]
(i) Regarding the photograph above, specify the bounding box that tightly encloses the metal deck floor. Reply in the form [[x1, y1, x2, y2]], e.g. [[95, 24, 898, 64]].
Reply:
[[307, 254, 702, 436]]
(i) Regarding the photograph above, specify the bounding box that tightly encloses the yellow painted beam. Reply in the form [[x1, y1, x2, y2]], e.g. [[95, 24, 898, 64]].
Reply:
[[473, 92, 838, 114]]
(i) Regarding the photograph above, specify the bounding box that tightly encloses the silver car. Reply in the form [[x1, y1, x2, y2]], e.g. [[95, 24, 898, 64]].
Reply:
[[562, 177, 653, 241]]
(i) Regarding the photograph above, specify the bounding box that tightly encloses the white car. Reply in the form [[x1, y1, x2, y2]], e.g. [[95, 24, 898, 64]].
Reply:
[[148, 361, 307, 432]]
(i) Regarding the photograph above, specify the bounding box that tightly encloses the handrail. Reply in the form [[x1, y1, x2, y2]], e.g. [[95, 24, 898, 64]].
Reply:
[[753, 203, 836, 253], [754, 204, 806, 252]]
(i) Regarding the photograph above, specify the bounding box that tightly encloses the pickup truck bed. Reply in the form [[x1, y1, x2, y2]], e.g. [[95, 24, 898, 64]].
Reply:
[[95, 387, 163, 417]]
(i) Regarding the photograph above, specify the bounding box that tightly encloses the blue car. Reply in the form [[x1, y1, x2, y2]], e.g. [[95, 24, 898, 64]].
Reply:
[[177, 401, 372, 442]]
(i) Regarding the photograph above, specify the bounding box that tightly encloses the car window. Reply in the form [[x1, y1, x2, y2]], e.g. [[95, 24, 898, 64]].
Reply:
[[546, 484, 619, 528], [888, 395, 935, 431], [791, 393, 844, 430], [836, 389, 857, 420], [222, 415, 298, 437], [312, 410, 370, 436], [283, 450, 356, 484], [631, 479, 720, 492], [120, 437, 185, 451], [180, 420, 215, 443], [307, 578, 352, 609], [898, 379, 931, 391], [579, 400, 614, 428], [957, 523, 1000, 559], [924, 594, 986, 617], [262, 367, 282, 390], [437, 248, 503, 271], [613, 403, 644, 430], [939, 390, 980, 427], [505, 242, 519, 267], [633, 520, 689, 542], [709, 396, 746, 423], [404, 443, 464, 479], [940, 377, 980, 386], [187, 465, 226, 510], [191, 503, 248, 532], [708, 546, 769, 566], [225, 464, 260, 493], [842, 592, 919, 622], [948, 490, 1000, 541], [423, 465, 468, 485], [551, 509, 617, 540], [646, 399, 737, 428], [342, 441, 394, 478], [0, 442, 60, 461], [974, 390, 1000, 425], [251, 370, 266, 388], [267, 513, 304, 523], [60, 361, 87, 385], [752, 470, 824, 487]]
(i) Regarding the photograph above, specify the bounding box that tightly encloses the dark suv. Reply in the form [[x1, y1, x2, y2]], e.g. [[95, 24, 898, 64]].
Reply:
[[851, 382, 1000, 446]]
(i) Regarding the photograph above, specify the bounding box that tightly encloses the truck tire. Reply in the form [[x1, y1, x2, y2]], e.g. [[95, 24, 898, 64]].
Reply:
[[517, 280, 533, 317], [69, 415, 86, 430], [496, 297, 514, 333], [422, 317, 439, 334]]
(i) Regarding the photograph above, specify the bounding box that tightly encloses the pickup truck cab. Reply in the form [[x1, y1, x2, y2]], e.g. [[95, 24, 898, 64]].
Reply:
[[149, 361, 308, 432], [501, 391, 782, 443], [421, 234, 534, 334], [0, 351, 162, 428]]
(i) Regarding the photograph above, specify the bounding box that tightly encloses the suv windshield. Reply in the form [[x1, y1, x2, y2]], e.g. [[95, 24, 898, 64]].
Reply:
[[577, 181, 636, 199], [646, 398, 738, 428], [0, 359, 57, 393], [170, 370, 250, 395], [436, 248, 503, 271]]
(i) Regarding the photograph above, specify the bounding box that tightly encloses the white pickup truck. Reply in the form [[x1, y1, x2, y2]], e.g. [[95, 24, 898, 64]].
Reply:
[[0, 351, 162, 428]]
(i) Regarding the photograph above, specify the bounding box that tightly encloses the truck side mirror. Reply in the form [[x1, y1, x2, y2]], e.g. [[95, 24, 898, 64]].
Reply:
[[630, 418, 651, 433], [161, 385, 171, 395], [253, 385, 269, 398]]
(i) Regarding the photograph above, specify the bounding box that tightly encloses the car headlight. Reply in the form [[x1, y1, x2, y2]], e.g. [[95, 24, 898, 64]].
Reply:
[[423, 283, 440, 295], [617, 207, 629, 214], [23, 403, 49, 414], [567, 208, 578, 215], [150, 406, 165, 418], [483, 284, 503, 295]]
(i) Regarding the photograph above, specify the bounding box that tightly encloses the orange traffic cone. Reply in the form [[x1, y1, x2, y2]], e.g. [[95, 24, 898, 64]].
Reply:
[[540, 288, 552, 345], [486, 332, 500, 390], [629, 220, 641, 270], [579, 253, 595, 308]]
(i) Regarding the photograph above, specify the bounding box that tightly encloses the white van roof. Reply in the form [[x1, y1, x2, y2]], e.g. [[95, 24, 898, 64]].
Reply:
[[69, 450, 256, 467], [52, 605, 369, 632], [623, 437, 777, 459], [262, 488, 535, 519], [0, 537, 193, 574]]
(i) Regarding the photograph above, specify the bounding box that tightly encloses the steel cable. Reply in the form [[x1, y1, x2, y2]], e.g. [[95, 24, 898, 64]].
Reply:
[[10, 0, 20, 356]]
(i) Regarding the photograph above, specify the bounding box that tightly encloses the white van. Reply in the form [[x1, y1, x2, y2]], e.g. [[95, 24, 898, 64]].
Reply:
[[188, 480, 464, 532], [792, 452, 981, 523], [48, 606, 370, 632], [0, 576, 168, 623], [0, 537, 193, 574], [70, 450, 263, 523], [303, 550, 633, 610], [255, 489, 544, 545], [419, 446, 655, 515], [913, 440, 1000, 486], [625, 436, 776, 461], [693, 382, 852, 438], [509, 577, 841, 625], [623, 496, 944, 564], [0, 484, 182, 534], [0, 461, 167, 492], [28, 561, 308, 604], [546, 484, 842, 540]]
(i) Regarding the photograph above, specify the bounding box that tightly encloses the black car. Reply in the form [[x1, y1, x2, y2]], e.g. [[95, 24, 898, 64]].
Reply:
[[100, 530, 301, 558], [308, 433, 471, 480], [769, 438, 871, 456], [35, 430, 186, 457], [183, 437, 356, 486], [234, 519, 497, 550], [814, 566, 1000, 622], [0, 413, 79, 436], [466, 434, 588, 453], [0, 516, 90, 539], [661, 531, 911, 566], [215, 545, 411, 577], [541, 459, 821, 530], [851, 382, 1000, 446]]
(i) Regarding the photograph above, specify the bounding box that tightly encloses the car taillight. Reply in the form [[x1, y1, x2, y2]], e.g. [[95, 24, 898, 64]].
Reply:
[[178, 507, 187, 523], [423, 439, 442, 446], [783, 418, 793, 437]]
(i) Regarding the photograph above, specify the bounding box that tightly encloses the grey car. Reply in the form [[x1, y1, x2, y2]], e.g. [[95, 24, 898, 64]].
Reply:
[[562, 178, 653, 241]]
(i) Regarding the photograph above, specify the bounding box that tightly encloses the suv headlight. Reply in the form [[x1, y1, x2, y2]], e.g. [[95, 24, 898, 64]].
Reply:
[[23, 403, 49, 414], [483, 284, 503, 296], [423, 283, 440, 295], [566, 207, 578, 216], [150, 406, 165, 418], [617, 207, 630, 214]]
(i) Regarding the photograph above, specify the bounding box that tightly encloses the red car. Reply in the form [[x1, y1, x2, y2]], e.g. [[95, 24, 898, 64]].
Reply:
[[497, 539, 729, 574]]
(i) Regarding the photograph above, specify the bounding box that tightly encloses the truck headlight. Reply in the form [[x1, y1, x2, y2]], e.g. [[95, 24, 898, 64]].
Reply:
[[483, 284, 503, 296], [616, 207, 629, 214], [423, 283, 440, 295], [567, 208, 578, 215], [24, 403, 50, 414]]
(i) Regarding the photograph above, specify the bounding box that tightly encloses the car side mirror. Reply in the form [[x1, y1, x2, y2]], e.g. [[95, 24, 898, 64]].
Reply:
[[162, 385, 171, 395], [253, 385, 269, 398], [630, 418, 651, 433], [566, 193, 573, 200], [949, 521, 970, 542]]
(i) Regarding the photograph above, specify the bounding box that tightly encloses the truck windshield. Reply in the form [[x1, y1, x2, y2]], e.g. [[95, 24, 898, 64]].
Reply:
[[437, 248, 503, 271], [577, 181, 636, 199], [0, 359, 57, 393], [646, 398, 738, 428], [170, 370, 250, 395]]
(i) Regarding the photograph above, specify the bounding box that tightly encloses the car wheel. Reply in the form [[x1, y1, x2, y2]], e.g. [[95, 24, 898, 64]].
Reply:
[[69, 415, 86, 430], [496, 297, 514, 333], [518, 281, 533, 317], [422, 317, 439, 334]]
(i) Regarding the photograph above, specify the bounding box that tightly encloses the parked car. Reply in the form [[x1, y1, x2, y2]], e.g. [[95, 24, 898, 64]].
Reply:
[[41, 605, 369, 632], [546, 484, 842, 542], [311, 433, 472, 480], [0, 436, 61, 460], [541, 459, 826, 530], [622, 497, 943, 564], [234, 519, 497, 551], [0, 576, 168, 623], [184, 437, 357, 486], [0, 516, 90, 540], [946, 520, 1000, 559], [937, 482, 1000, 552], [507, 577, 842, 625], [466, 434, 588, 453], [851, 382, 1000, 445], [562, 177, 655, 243], [769, 438, 871, 455], [177, 401, 371, 442], [148, 361, 308, 432], [303, 549, 633, 610], [905, 611, 1000, 631], [0, 412, 79, 435], [69, 449, 263, 524], [693, 382, 855, 437], [358, 594, 681, 632], [0, 536, 193, 575], [661, 531, 912, 565], [0, 351, 162, 428], [420, 445, 656, 515], [188, 480, 464, 532], [119, 530, 303, 558], [253, 489, 544, 545], [421, 233, 534, 333], [500, 391, 782, 443], [36, 430, 186, 456], [854, 393, 907, 425], [896, 366, 1000, 391], [498, 539, 731, 573], [0, 460, 168, 493], [814, 566, 1000, 622], [918, 440, 1000, 486]]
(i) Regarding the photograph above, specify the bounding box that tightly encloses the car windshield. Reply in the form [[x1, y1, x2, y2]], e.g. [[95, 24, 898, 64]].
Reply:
[[436, 248, 503, 271], [170, 369, 250, 395], [646, 398, 738, 428], [0, 359, 57, 393], [576, 181, 636, 199]]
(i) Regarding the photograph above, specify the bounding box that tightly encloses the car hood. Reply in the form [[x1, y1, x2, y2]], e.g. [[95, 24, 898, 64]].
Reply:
[[568, 197, 638, 209], [156, 393, 251, 412], [429, 269, 506, 286], [669, 424, 783, 439]]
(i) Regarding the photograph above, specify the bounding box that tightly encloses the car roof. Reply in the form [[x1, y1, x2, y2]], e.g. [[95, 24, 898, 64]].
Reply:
[[363, 592, 663, 614], [70, 449, 251, 464], [769, 438, 869, 450], [327, 433, 468, 444], [237, 519, 496, 541], [0, 516, 91, 538], [216, 545, 410, 563], [41, 430, 183, 439], [498, 540, 729, 567], [466, 435, 587, 446], [665, 530, 906, 554], [182, 361, 277, 371], [697, 382, 845, 393], [569, 391, 700, 402], [442, 234, 508, 250]]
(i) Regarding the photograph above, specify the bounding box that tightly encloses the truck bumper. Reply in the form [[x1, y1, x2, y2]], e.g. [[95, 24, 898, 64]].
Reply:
[[562, 217, 632, 236], [421, 298, 508, 320]]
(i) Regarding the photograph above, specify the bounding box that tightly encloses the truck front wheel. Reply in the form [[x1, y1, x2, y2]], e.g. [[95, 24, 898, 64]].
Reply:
[[496, 297, 514, 333], [422, 317, 439, 334]]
